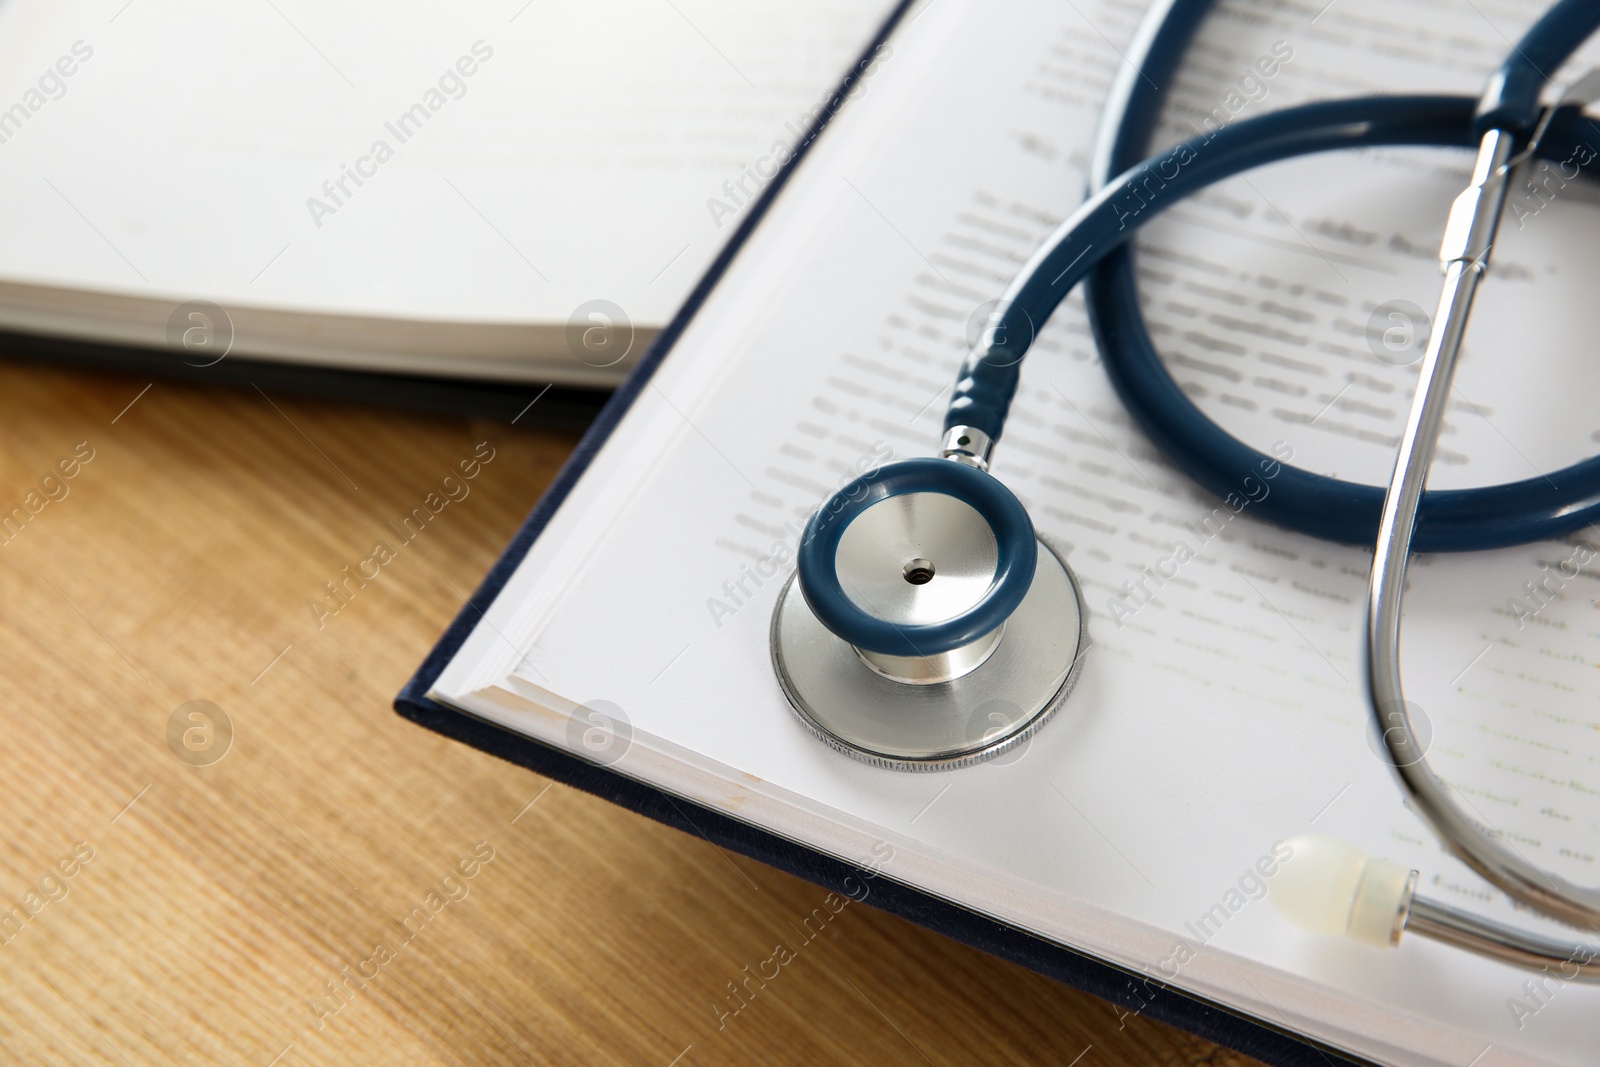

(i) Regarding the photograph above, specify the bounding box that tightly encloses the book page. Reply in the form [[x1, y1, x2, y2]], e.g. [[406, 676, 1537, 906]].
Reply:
[[437, 0, 1600, 1061], [0, 0, 893, 336]]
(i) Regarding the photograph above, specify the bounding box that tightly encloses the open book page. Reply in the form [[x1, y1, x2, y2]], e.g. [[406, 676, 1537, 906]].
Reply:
[[435, 0, 1600, 1060], [0, 0, 890, 344]]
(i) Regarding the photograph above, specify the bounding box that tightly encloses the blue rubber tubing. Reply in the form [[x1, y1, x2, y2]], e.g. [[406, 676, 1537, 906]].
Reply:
[[942, 0, 1600, 551]]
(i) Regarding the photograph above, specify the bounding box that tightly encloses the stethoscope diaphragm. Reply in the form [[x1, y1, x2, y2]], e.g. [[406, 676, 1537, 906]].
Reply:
[[771, 458, 1088, 770]]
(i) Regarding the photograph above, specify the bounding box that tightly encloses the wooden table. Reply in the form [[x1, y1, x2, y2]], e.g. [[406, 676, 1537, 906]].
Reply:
[[0, 362, 1262, 1066]]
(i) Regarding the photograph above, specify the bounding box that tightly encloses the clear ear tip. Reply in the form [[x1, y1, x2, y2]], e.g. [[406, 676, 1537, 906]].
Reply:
[[1268, 834, 1415, 948]]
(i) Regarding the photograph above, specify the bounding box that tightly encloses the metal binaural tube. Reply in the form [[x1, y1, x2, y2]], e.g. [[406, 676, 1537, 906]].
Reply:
[[1405, 897, 1600, 980], [1367, 127, 1600, 934]]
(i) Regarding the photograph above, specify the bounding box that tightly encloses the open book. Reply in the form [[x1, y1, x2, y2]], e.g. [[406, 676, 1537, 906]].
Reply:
[[0, 0, 890, 387], [419, 0, 1600, 1061]]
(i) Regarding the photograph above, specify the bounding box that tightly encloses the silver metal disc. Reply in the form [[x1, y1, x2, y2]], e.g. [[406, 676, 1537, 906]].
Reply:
[[835, 491, 999, 626], [771, 538, 1088, 771]]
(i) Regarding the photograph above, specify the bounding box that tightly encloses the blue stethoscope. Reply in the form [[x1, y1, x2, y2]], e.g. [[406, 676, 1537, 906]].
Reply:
[[772, 0, 1600, 983]]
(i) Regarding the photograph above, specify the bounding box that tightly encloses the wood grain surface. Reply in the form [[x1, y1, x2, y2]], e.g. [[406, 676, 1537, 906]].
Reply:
[[0, 362, 1265, 1066]]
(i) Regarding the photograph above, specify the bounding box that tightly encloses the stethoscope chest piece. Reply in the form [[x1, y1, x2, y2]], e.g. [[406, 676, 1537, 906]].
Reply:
[[771, 458, 1088, 771]]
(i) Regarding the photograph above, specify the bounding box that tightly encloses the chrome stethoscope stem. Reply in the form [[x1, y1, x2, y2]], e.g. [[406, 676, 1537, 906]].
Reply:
[[1407, 897, 1600, 979], [1369, 127, 1600, 971]]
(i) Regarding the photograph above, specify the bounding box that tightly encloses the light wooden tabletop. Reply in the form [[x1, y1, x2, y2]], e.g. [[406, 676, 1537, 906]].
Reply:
[[0, 361, 1263, 1066]]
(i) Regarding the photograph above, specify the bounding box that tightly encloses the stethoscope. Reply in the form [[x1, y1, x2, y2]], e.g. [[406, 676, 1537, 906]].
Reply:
[[771, 0, 1600, 982]]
